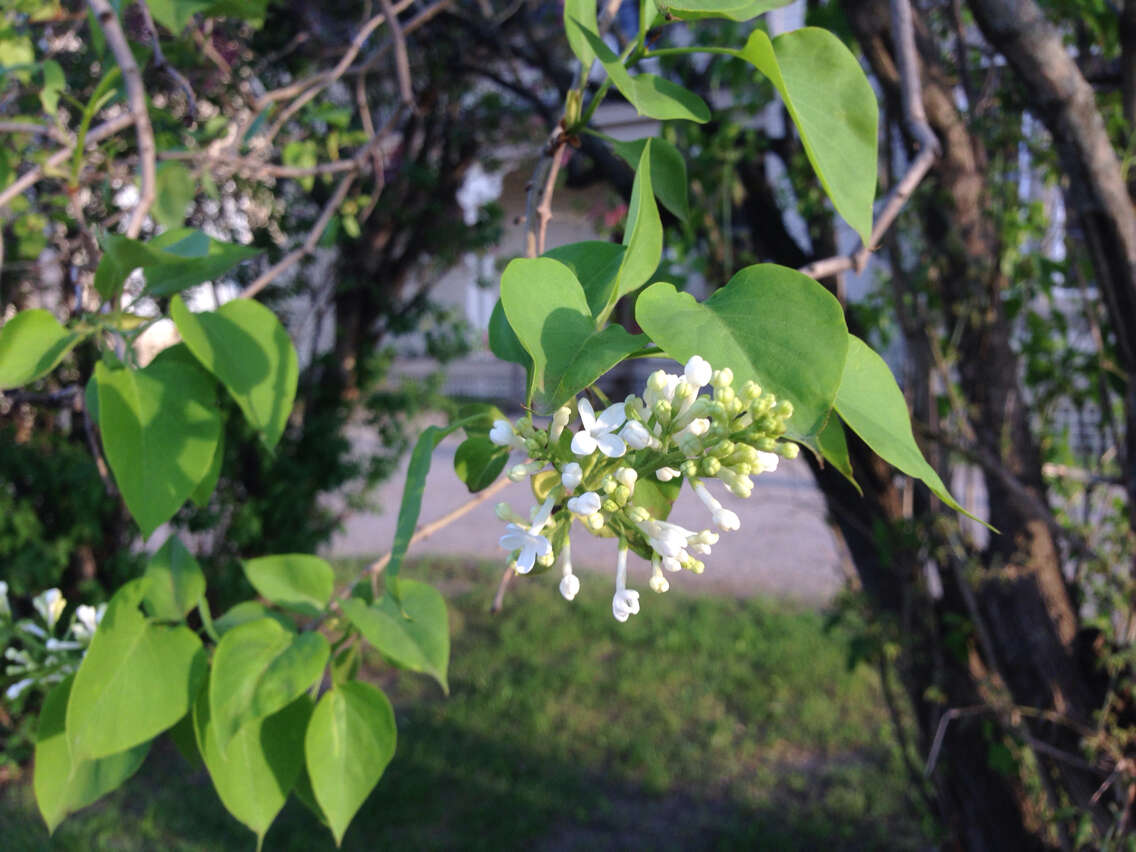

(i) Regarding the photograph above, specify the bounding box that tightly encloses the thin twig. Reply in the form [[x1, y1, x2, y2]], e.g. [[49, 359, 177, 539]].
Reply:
[[491, 563, 515, 613], [80, 385, 115, 496], [89, 0, 157, 239], [377, 0, 414, 106], [523, 130, 566, 258], [798, 0, 940, 282], [137, 0, 197, 119], [0, 121, 71, 145], [0, 113, 135, 212]]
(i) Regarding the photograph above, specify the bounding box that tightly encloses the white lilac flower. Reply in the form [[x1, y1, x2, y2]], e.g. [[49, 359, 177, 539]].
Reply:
[[560, 462, 583, 491], [550, 406, 572, 442], [508, 460, 546, 482], [614, 467, 638, 489], [498, 495, 556, 573], [620, 419, 652, 450], [754, 451, 781, 474], [559, 542, 579, 602], [567, 491, 602, 516], [649, 557, 670, 594], [0, 581, 9, 620], [17, 621, 45, 639], [685, 355, 713, 388], [611, 543, 640, 622], [655, 466, 680, 482], [571, 399, 627, 458], [489, 419, 527, 451], [5, 678, 33, 702], [33, 589, 66, 631], [71, 604, 105, 643], [692, 479, 741, 531], [636, 518, 698, 560], [45, 638, 82, 652], [644, 370, 680, 409]]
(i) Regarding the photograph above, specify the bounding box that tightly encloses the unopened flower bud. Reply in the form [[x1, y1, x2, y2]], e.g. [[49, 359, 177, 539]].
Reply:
[[740, 380, 761, 402], [649, 572, 670, 594], [602, 498, 619, 514], [700, 456, 721, 476], [653, 399, 672, 423], [615, 468, 638, 489], [550, 406, 572, 442], [620, 420, 651, 450], [777, 442, 799, 459], [537, 552, 556, 568], [711, 368, 733, 389], [585, 512, 605, 531], [773, 400, 794, 420], [684, 355, 713, 388], [624, 394, 647, 420], [686, 418, 710, 437], [655, 466, 680, 482], [524, 437, 543, 455], [561, 462, 583, 491], [489, 420, 515, 446], [626, 505, 651, 523], [755, 450, 782, 473], [713, 508, 740, 531], [567, 491, 602, 515], [715, 386, 736, 406], [680, 460, 699, 478], [559, 573, 580, 601], [602, 477, 617, 494], [710, 440, 735, 459]]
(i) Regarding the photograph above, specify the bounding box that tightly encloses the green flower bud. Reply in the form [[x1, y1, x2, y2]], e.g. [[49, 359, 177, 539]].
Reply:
[[653, 399, 673, 423], [602, 498, 619, 514], [602, 477, 617, 494], [624, 395, 647, 421], [680, 459, 699, 478], [627, 505, 651, 523], [711, 368, 733, 389], [778, 441, 800, 459], [524, 437, 542, 455], [537, 551, 556, 568], [773, 400, 794, 420], [755, 436, 778, 451], [749, 397, 773, 418], [585, 512, 605, 531], [740, 380, 762, 402], [715, 386, 736, 407], [613, 484, 631, 505], [700, 456, 721, 476], [647, 370, 671, 393], [710, 440, 735, 459]]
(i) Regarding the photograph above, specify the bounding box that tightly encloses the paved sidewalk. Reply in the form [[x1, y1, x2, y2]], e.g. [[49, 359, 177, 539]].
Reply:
[[325, 434, 847, 606]]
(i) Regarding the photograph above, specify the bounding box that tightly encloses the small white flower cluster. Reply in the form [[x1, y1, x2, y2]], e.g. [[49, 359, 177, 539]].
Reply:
[[490, 356, 798, 622], [1, 583, 105, 703]]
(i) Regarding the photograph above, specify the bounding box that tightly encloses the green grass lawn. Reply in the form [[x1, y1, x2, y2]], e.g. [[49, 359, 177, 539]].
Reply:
[[1, 559, 936, 850]]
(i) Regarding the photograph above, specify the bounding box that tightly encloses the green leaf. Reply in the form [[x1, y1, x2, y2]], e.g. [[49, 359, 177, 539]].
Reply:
[[564, 0, 599, 68], [142, 536, 206, 621], [570, 21, 710, 123], [544, 241, 626, 317], [635, 264, 848, 438], [813, 412, 859, 492], [500, 257, 646, 414], [171, 295, 298, 449], [612, 140, 663, 310], [67, 578, 207, 761], [152, 162, 196, 230], [242, 554, 334, 617], [213, 601, 295, 635], [95, 358, 222, 539], [147, 0, 212, 33], [834, 335, 983, 524], [610, 136, 689, 222], [190, 422, 224, 507], [35, 676, 150, 834], [168, 712, 203, 769], [209, 618, 329, 752], [92, 232, 260, 302], [0, 309, 83, 390], [631, 473, 681, 522], [40, 59, 64, 113], [454, 436, 509, 493], [657, 0, 790, 21], [733, 28, 878, 243], [305, 682, 397, 846], [340, 580, 449, 693], [195, 685, 310, 848], [488, 299, 531, 369]]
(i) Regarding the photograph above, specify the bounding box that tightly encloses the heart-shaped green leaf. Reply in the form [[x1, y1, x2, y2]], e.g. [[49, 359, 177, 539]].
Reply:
[[0, 309, 84, 390], [142, 535, 206, 621], [209, 617, 328, 752], [340, 579, 449, 693], [635, 264, 848, 437], [544, 241, 626, 318], [171, 294, 298, 449], [242, 554, 334, 617], [733, 27, 878, 243], [95, 358, 222, 539], [35, 676, 150, 834], [500, 257, 645, 414], [195, 685, 311, 848], [305, 682, 397, 846], [67, 578, 207, 761]]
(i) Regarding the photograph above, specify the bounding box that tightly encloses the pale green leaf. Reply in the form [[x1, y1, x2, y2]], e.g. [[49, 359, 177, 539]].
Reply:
[[0, 309, 83, 390], [35, 676, 149, 834], [340, 580, 449, 693], [613, 139, 663, 307], [834, 335, 985, 524], [67, 578, 207, 761], [152, 162, 196, 230], [209, 618, 329, 752], [242, 554, 334, 617], [610, 136, 689, 222], [305, 682, 397, 845], [142, 535, 206, 621], [500, 257, 645, 414], [564, 0, 598, 68], [544, 241, 626, 317], [733, 28, 878, 242], [635, 264, 848, 437], [171, 295, 298, 449], [195, 685, 310, 847], [95, 358, 222, 539], [657, 0, 790, 21]]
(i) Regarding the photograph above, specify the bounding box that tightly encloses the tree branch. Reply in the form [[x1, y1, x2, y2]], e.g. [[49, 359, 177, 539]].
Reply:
[[89, 0, 156, 239]]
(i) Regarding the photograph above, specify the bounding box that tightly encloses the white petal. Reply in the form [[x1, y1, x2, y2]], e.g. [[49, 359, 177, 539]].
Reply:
[[596, 402, 626, 432], [595, 433, 627, 458], [577, 397, 596, 431], [560, 462, 583, 490], [684, 355, 713, 387], [515, 546, 537, 573], [620, 420, 650, 450], [571, 431, 598, 456], [499, 529, 528, 550], [567, 492, 602, 515]]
